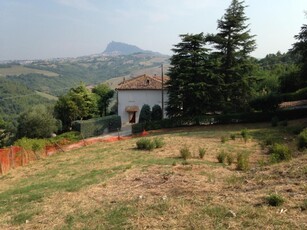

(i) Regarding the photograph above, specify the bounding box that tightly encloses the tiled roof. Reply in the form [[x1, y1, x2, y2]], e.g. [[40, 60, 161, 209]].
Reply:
[[117, 74, 168, 90], [279, 99, 307, 109]]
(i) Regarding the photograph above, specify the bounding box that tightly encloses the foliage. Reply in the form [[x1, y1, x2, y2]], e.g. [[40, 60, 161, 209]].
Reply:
[[136, 138, 156, 151], [14, 137, 47, 151], [269, 143, 292, 163], [138, 104, 151, 123], [297, 129, 307, 150], [92, 83, 114, 116], [151, 104, 163, 121], [17, 105, 58, 139], [132, 108, 307, 134], [180, 146, 191, 160], [217, 151, 227, 163], [166, 33, 221, 117], [230, 134, 236, 140], [199, 147, 206, 159], [54, 83, 98, 130], [220, 136, 227, 143], [290, 23, 307, 90], [136, 137, 164, 151], [72, 115, 121, 138], [236, 152, 249, 171], [153, 137, 165, 148], [241, 129, 249, 143], [207, 0, 256, 112], [226, 153, 235, 165], [266, 194, 285, 207]]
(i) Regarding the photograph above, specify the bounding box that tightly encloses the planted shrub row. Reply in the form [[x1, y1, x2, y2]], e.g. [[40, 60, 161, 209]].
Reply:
[[72, 115, 121, 138], [132, 108, 307, 134], [136, 137, 165, 151]]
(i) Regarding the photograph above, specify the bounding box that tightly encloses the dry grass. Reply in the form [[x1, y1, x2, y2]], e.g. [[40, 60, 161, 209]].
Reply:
[[0, 65, 59, 77], [0, 120, 306, 229]]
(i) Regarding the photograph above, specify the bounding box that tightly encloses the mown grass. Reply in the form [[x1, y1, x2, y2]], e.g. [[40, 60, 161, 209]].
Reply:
[[0, 119, 306, 229]]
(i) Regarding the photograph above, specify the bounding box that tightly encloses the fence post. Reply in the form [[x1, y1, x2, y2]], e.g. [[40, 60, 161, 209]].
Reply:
[[10, 146, 15, 169], [0, 160, 3, 175]]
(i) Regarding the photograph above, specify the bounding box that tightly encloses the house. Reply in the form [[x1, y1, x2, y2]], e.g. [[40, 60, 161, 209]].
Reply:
[[116, 74, 168, 124]]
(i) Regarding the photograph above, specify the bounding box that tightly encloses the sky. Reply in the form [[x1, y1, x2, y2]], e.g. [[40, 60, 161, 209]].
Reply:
[[0, 0, 306, 61]]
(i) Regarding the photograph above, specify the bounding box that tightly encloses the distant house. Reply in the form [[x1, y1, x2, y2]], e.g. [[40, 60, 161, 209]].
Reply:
[[116, 74, 168, 124]]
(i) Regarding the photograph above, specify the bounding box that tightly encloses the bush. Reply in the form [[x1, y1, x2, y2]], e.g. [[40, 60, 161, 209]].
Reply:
[[199, 147, 206, 159], [280, 120, 288, 127], [221, 136, 227, 143], [217, 151, 227, 163], [153, 137, 165, 148], [136, 138, 156, 151], [230, 134, 236, 140], [139, 104, 151, 123], [266, 194, 285, 207], [298, 129, 307, 150], [236, 152, 249, 171], [241, 129, 249, 143], [269, 143, 291, 163], [180, 146, 191, 160], [72, 115, 121, 138], [151, 104, 163, 121], [300, 199, 307, 211], [226, 153, 235, 165]]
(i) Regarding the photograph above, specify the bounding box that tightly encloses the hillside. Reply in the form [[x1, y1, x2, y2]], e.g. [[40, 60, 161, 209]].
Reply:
[[0, 120, 306, 229], [0, 47, 170, 123]]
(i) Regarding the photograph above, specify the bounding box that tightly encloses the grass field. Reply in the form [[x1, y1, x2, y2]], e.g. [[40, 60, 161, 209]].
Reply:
[[0, 65, 59, 77], [0, 120, 306, 229]]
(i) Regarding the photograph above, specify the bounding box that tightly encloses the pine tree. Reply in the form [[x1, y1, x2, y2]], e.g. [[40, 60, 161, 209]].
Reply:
[[166, 33, 221, 117], [207, 0, 256, 112], [290, 22, 307, 89]]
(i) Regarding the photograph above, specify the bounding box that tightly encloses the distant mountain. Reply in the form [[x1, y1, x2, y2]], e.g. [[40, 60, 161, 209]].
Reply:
[[103, 41, 160, 56]]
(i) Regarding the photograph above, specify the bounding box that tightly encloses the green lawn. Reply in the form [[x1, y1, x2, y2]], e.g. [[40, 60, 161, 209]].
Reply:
[[0, 119, 306, 229]]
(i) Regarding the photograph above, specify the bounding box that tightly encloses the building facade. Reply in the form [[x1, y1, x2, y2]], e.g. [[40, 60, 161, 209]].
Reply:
[[117, 74, 168, 124]]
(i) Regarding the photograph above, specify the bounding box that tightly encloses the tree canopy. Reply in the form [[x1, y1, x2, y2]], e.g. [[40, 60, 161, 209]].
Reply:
[[54, 83, 98, 130], [92, 83, 114, 116]]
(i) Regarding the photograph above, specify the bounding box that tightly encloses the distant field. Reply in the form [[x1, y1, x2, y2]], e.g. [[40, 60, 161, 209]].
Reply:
[[35, 91, 58, 100], [0, 120, 306, 229], [0, 65, 59, 77]]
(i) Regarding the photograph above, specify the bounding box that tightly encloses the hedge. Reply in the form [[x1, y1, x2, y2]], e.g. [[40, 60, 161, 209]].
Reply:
[[132, 108, 307, 134], [72, 115, 121, 138]]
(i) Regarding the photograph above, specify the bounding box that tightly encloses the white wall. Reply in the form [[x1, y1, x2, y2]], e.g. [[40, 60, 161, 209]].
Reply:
[[118, 89, 168, 124]]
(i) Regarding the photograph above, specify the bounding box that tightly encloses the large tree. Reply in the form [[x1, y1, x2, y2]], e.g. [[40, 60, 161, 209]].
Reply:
[[17, 105, 58, 139], [166, 33, 221, 117], [207, 0, 256, 112], [92, 83, 114, 116], [54, 83, 98, 130], [290, 21, 307, 90]]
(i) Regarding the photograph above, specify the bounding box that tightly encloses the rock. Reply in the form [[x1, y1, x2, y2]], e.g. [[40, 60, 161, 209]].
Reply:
[[227, 210, 236, 218]]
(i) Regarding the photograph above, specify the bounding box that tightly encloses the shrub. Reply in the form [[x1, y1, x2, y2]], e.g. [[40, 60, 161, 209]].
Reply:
[[221, 136, 227, 143], [236, 152, 249, 171], [269, 143, 291, 163], [153, 137, 165, 148], [217, 151, 227, 163], [298, 129, 307, 150], [226, 153, 235, 165], [199, 147, 206, 159], [180, 146, 191, 160], [139, 104, 151, 123], [151, 104, 163, 121], [230, 134, 236, 140], [136, 138, 155, 151], [266, 194, 285, 207], [271, 116, 279, 127], [241, 129, 248, 143]]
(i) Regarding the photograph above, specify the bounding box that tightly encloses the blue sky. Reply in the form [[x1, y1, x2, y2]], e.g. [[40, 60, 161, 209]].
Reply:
[[0, 0, 306, 60]]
